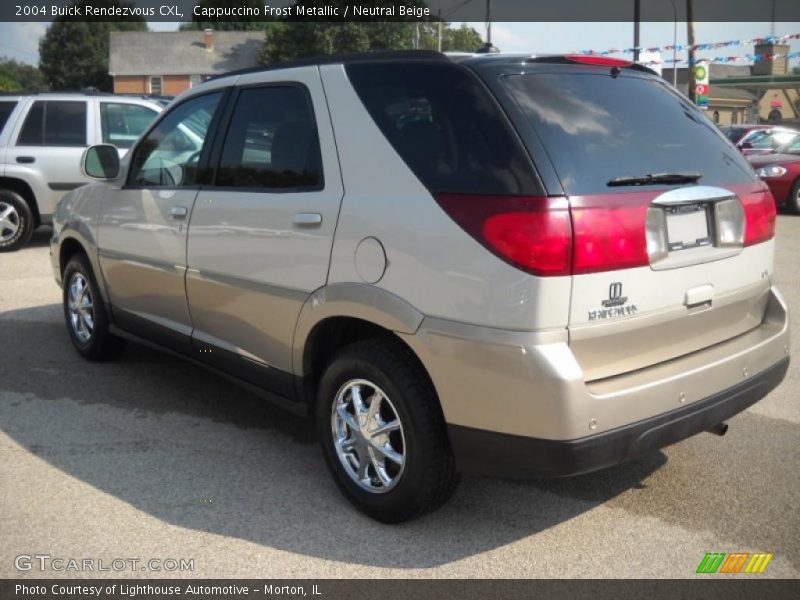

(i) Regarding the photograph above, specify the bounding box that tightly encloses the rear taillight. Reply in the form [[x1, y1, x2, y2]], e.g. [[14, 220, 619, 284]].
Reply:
[[570, 197, 650, 274], [434, 194, 572, 276], [742, 191, 777, 246]]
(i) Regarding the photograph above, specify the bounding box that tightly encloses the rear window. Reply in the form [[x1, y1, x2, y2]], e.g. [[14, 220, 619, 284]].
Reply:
[[346, 62, 541, 195], [0, 101, 17, 132], [503, 72, 758, 195]]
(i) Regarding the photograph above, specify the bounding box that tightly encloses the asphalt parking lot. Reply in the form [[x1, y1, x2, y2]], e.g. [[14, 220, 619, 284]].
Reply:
[[1, 218, 798, 579]]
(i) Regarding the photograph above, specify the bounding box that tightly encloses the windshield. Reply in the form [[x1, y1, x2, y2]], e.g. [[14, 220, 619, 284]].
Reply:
[[503, 72, 758, 195]]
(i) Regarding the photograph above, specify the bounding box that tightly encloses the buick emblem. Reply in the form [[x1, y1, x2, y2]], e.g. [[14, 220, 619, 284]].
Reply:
[[602, 282, 628, 307]]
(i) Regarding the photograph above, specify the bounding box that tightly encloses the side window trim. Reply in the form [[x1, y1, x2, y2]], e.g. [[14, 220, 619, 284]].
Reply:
[[205, 81, 325, 193], [124, 88, 233, 190]]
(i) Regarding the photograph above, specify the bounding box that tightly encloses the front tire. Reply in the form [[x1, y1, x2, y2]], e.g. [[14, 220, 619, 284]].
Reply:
[[62, 254, 125, 360], [0, 190, 35, 252], [317, 339, 458, 523]]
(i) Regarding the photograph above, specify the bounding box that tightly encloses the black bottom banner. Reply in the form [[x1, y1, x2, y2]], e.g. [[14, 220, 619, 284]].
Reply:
[[2, 579, 799, 600]]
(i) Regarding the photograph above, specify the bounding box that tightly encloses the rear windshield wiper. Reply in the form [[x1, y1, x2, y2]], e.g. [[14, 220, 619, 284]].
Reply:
[[607, 172, 702, 186]]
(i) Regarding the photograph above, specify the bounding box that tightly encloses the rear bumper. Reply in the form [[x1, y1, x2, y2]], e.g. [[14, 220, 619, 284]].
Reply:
[[401, 285, 790, 477], [448, 356, 789, 477]]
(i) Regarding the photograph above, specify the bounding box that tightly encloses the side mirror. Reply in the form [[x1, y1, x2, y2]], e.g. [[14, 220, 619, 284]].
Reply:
[[82, 144, 120, 180], [739, 141, 753, 150]]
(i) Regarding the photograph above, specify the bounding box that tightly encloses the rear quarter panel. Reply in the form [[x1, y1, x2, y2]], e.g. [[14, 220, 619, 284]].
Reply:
[[318, 64, 570, 332]]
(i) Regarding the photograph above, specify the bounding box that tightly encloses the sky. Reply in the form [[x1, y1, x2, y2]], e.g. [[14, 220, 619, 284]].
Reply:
[[1, 20, 798, 70]]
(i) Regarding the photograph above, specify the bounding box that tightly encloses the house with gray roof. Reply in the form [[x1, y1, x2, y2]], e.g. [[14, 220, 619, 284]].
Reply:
[[109, 29, 263, 96]]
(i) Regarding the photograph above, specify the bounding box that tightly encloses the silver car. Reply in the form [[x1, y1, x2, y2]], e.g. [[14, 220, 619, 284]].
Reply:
[[0, 92, 161, 251], [50, 52, 790, 522]]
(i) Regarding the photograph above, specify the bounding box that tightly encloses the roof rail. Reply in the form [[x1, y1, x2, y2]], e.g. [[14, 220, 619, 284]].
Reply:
[[210, 50, 447, 80]]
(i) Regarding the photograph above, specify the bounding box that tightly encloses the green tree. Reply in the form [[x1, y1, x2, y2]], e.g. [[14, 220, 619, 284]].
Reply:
[[180, 0, 269, 31], [0, 57, 48, 92], [262, 22, 416, 63], [39, 0, 147, 91], [259, 1, 482, 63], [419, 23, 484, 52]]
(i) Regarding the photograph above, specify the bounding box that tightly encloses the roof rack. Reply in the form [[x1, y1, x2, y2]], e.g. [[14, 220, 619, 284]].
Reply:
[[210, 50, 447, 80]]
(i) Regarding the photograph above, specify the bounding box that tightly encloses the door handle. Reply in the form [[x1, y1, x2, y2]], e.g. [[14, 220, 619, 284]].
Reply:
[[293, 212, 322, 226], [169, 206, 188, 219], [16, 156, 35, 164]]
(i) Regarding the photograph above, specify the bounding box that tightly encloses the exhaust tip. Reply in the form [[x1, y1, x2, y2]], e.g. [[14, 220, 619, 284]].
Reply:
[[706, 422, 729, 437]]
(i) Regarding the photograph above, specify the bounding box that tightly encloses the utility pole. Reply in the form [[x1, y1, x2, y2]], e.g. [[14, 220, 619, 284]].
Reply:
[[633, 0, 641, 62], [686, 0, 696, 102], [486, 0, 492, 46], [438, 9, 443, 52]]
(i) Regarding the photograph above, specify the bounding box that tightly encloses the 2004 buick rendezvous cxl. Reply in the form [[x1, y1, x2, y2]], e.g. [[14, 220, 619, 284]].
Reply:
[[51, 51, 790, 522]]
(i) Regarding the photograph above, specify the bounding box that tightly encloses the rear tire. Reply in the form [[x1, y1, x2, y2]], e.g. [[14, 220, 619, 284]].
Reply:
[[317, 339, 459, 523], [789, 179, 800, 215], [0, 190, 35, 252], [63, 253, 125, 361]]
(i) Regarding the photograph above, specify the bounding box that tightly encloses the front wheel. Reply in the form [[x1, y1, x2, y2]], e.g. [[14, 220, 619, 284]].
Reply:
[[63, 254, 125, 360], [317, 339, 458, 523]]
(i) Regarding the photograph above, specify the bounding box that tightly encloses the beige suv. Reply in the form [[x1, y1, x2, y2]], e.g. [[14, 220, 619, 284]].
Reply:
[[51, 52, 790, 522]]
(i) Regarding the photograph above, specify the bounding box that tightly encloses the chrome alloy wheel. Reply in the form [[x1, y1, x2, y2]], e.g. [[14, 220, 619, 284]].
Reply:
[[331, 379, 406, 493], [0, 201, 21, 243], [67, 273, 94, 343]]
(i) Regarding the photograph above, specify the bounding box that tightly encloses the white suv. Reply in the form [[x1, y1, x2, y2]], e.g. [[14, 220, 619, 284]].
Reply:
[[0, 93, 161, 251], [51, 52, 790, 522]]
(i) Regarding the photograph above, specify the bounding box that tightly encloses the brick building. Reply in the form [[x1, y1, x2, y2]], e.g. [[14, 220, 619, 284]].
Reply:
[[109, 29, 263, 96]]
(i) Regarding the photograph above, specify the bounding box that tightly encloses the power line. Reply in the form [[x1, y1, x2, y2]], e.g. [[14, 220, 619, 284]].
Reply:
[[0, 40, 38, 58]]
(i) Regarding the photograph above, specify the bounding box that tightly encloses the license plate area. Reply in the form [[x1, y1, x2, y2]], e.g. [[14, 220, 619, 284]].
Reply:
[[665, 203, 712, 251]]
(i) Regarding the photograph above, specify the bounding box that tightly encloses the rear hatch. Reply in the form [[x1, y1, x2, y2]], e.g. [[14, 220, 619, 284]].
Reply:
[[490, 59, 777, 381]]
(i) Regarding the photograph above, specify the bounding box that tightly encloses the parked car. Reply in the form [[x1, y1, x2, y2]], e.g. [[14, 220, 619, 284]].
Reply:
[[51, 52, 790, 522], [0, 92, 162, 251], [721, 124, 800, 156], [748, 137, 800, 213]]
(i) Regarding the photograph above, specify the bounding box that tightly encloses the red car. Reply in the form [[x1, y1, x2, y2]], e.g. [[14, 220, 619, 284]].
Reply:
[[723, 125, 800, 156], [748, 137, 800, 213]]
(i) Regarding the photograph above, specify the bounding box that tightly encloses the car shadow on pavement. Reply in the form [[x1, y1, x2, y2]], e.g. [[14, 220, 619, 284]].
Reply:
[[2, 304, 798, 569], [27, 227, 53, 248]]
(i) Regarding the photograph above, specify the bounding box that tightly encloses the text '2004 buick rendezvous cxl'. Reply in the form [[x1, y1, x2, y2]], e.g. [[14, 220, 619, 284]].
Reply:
[[51, 51, 790, 522]]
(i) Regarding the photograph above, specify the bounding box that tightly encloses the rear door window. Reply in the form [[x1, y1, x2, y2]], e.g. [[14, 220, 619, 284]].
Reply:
[[0, 101, 17, 132], [100, 102, 159, 149], [346, 62, 541, 195], [502, 71, 758, 195], [17, 100, 87, 146], [215, 85, 322, 190]]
